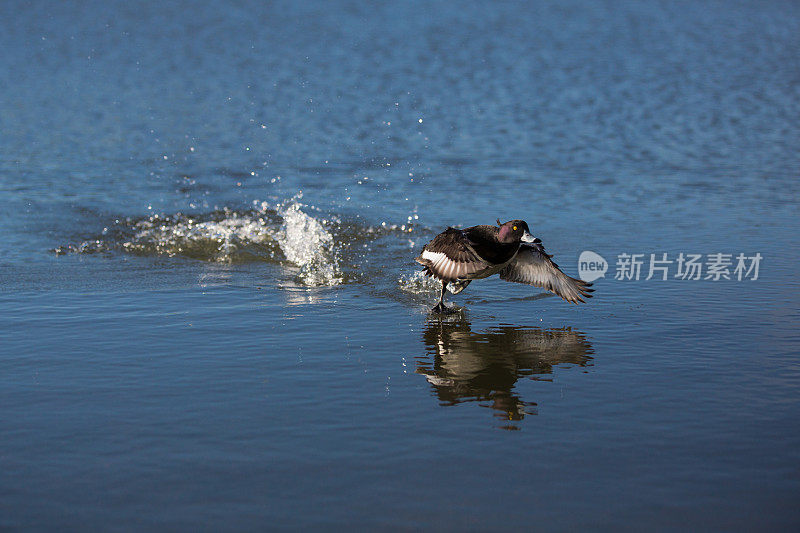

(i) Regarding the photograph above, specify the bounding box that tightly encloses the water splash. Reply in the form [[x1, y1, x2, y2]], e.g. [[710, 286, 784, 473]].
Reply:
[[274, 197, 341, 286], [397, 270, 442, 295]]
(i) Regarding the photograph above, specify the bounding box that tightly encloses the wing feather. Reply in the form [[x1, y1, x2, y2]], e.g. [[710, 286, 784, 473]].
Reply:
[[415, 228, 490, 282], [499, 243, 594, 304]]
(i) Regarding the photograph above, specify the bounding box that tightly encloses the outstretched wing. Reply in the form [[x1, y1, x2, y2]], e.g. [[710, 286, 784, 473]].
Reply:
[[415, 228, 489, 282], [499, 243, 594, 304]]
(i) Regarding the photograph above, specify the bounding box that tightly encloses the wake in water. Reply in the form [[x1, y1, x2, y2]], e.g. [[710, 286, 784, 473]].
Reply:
[[55, 196, 414, 287]]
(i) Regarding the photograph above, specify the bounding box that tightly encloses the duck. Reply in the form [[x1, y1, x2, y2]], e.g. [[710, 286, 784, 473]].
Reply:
[[415, 219, 593, 312]]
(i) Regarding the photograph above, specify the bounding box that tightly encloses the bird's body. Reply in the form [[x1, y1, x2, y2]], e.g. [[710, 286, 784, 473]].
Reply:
[[415, 219, 593, 312]]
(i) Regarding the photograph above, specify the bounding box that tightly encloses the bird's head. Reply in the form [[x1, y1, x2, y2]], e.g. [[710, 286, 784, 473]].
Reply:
[[497, 219, 537, 244]]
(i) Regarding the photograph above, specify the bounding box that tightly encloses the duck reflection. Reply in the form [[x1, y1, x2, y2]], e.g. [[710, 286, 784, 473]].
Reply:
[[416, 317, 593, 429]]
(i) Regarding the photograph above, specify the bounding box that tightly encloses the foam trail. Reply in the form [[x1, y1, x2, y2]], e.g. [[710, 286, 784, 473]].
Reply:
[[55, 195, 418, 288], [121, 210, 278, 262]]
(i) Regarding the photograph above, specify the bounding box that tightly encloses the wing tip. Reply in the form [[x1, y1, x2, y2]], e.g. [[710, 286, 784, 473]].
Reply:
[[560, 276, 594, 304], [564, 277, 595, 304]]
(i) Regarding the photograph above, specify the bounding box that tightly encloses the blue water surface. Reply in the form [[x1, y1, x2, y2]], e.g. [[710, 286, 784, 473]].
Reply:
[[1, 0, 799, 530]]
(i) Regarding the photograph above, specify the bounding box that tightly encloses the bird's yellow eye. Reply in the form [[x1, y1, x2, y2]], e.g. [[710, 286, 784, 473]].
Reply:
[[513, 225, 517, 231]]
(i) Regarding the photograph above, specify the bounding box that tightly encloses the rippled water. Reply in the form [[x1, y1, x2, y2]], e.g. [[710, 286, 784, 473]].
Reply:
[[2, 0, 799, 529]]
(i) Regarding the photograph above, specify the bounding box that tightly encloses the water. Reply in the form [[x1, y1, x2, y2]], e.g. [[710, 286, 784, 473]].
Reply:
[[2, 0, 799, 529]]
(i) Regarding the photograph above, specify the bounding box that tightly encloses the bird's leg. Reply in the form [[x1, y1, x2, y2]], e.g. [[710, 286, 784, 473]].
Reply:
[[432, 280, 448, 313]]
